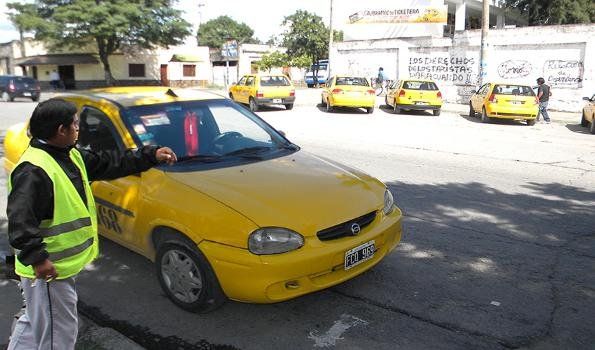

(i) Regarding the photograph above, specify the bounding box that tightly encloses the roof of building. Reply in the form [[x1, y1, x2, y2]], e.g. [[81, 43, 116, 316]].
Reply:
[[14, 53, 99, 66]]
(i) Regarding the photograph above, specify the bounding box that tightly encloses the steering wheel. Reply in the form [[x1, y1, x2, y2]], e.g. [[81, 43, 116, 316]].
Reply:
[[212, 131, 243, 145]]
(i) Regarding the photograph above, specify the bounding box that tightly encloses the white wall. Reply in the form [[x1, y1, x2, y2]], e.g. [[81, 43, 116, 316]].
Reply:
[[333, 24, 595, 112]]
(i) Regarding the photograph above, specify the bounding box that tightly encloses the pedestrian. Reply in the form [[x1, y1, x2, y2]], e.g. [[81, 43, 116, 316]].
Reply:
[[377, 67, 386, 87], [536, 77, 552, 123], [6, 98, 177, 349], [49, 70, 61, 90]]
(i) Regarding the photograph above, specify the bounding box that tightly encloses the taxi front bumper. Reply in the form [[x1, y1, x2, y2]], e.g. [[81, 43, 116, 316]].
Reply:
[[199, 207, 403, 303]]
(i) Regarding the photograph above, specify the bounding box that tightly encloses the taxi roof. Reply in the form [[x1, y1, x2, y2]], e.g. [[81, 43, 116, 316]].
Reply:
[[60, 86, 226, 108]]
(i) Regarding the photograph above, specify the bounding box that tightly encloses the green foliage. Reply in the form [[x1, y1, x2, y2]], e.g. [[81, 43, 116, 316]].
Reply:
[[7, 0, 191, 84], [281, 10, 329, 64], [6, 3, 46, 34], [257, 51, 289, 72], [289, 54, 312, 70], [197, 16, 258, 48], [502, 0, 594, 25]]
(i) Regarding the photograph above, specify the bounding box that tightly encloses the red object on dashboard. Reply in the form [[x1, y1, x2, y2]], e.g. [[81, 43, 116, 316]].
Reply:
[[184, 111, 199, 156]]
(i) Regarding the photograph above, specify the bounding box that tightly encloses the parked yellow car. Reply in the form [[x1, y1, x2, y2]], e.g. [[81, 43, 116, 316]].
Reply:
[[385, 79, 443, 116], [228, 74, 295, 112], [469, 82, 539, 125], [3, 87, 402, 312], [321, 76, 376, 113], [580, 94, 595, 134]]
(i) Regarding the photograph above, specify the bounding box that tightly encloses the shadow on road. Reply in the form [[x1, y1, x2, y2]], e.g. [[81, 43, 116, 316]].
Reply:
[[315, 104, 369, 114], [67, 180, 595, 349], [565, 123, 592, 135], [460, 114, 529, 126]]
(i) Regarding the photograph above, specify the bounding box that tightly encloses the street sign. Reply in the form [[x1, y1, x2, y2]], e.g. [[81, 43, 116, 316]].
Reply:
[[221, 40, 238, 58]]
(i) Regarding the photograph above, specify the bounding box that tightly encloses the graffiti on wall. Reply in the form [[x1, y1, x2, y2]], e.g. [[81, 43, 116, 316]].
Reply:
[[543, 60, 583, 87], [497, 60, 532, 79], [408, 54, 477, 84]]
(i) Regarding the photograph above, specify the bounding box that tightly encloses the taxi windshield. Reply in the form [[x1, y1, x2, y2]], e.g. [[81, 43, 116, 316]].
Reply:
[[260, 76, 291, 86], [123, 99, 293, 162], [493, 84, 535, 96], [335, 77, 369, 86]]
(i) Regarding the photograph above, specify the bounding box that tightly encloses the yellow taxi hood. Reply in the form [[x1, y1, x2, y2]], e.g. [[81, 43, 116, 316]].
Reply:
[[165, 151, 386, 236]]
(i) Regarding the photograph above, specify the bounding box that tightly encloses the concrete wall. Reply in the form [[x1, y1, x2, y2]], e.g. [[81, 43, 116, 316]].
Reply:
[[332, 24, 594, 112]]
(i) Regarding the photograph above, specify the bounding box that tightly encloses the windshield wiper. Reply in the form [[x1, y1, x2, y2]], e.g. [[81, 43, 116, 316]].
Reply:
[[177, 154, 222, 163], [222, 146, 273, 158]]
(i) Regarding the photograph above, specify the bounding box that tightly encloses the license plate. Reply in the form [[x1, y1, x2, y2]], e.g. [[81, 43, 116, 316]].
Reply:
[[414, 101, 429, 105], [344, 240, 376, 270], [23, 92, 31, 96], [273, 98, 282, 104], [511, 101, 522, 104]]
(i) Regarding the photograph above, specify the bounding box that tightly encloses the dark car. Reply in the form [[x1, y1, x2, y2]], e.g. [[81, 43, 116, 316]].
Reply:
[[0, 75, 41, 102]]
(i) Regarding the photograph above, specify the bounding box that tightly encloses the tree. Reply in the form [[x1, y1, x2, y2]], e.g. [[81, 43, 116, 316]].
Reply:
[[502, 0, 594, 25], [7, 0, 191, 85], [257, 51, 288, 72], [197, 16, 258, 48], [6, 3, 43, 71]]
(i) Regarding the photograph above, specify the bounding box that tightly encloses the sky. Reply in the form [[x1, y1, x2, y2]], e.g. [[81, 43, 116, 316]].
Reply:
[[0, 0, 333, 43]]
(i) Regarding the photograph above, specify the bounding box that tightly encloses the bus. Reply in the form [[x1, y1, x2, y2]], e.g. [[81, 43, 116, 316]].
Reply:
[[304, 59, 329, 87]]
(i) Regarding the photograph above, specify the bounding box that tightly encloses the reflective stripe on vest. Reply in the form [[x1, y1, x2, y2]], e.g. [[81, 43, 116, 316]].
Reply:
[[10, 145, 98, 279]]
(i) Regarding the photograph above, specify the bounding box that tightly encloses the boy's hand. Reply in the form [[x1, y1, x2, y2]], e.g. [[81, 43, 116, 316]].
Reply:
[[33, 259, 58, 281], [156, 147, 177, 165]]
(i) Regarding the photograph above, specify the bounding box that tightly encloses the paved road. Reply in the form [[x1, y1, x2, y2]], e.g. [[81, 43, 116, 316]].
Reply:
[[1, 92, 594, 349]]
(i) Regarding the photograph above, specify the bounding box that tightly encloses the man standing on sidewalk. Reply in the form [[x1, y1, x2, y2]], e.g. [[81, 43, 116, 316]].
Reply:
[[536, 77, 552, 123], [7, 98, 177, 349]]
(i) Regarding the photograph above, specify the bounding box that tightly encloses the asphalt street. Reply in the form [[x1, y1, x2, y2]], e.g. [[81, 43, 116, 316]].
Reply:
[[0, 89, 594, 349]]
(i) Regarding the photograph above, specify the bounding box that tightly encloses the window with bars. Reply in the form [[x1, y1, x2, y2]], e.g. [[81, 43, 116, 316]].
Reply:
[[129, 64, 146, 77], [183, 64, 196, 77]]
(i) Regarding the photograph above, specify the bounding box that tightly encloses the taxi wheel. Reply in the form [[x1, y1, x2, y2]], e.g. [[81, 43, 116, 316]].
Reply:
[[526, 119, 536, 126], [156, 242, 226, 313], [229, 93, 234, 100], [285, 103, 294, 110], [249, 98, 259, 112], [321, 96, 326, 106], [1, 92, 10, 102], [590, 120, 595, 134], [469, 103, 476, 118], [366, 107, 374, 114], [326, 99, 333, 113], [481, 107, 490, 123], [433, 109, 441, 116], [581, 112, 588, 127], [393, 104, 400, 114]]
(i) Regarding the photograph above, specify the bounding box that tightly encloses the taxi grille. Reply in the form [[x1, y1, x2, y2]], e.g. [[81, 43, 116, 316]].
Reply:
[[317, 211, 377, 241]]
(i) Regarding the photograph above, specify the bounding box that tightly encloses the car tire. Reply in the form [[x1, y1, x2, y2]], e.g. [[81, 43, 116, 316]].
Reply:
[[326, 99, 333, 113], [581, 111, 588, 127], [366, 107, 374, 114], [285, 103, 294, 110], [590, 120, 595, 134], [156, 242, 226, 313], [526, 119, 536, 126], [393, 103, 400, 114], [321, 96, 326, 106], [307, 84, 314, 88], [249, 98, 258, 112], [1, 92, 10, 102], [385, 95, 390, 107], [433, 109, 441, 116], [469, 103, 475, 118], [229, 93, 234, 100], [481, 107, 490, 123], [32, 94, 40, 102]]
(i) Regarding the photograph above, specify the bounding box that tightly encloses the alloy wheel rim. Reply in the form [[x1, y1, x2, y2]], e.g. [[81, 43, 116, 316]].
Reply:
[[161, 249, 203, 303]]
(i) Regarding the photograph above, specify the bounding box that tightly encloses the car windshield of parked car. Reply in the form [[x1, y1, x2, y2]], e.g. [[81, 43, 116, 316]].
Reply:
[[493, 84, 534, 96], [335, 77, 369, 86], [403, 81, 439, 90], [259, 76, 291, 86], [124, 99, 294, 164]]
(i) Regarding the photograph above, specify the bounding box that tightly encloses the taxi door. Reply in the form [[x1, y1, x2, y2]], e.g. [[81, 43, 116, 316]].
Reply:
[[244, 75, 256, 103], [472, 83, 490, 112], [77, 105, 140, 247], [386, 80, 401, 107], [230, 76, 247, 103]]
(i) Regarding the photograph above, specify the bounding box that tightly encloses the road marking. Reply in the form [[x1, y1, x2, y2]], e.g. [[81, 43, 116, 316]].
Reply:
[[308, 314, 369, 348]]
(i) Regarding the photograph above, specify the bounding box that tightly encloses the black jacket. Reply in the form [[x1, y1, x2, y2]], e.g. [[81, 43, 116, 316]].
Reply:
[[7, 139, 160, 266]]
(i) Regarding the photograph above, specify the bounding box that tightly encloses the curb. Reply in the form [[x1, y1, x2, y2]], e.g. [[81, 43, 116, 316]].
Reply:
[[77, 316, 145, 350]]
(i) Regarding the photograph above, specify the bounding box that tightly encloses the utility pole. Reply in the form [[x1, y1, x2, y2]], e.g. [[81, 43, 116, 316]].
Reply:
[[328, 0, 334, 76], [478, 0, 489, 86]]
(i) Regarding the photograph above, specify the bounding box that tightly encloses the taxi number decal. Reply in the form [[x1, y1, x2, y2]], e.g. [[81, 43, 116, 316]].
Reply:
[[97, 205, 122, 234]]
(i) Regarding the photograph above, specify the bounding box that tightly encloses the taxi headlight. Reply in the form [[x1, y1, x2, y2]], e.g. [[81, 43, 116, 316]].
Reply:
[[383, 189, 395, 215], [248, 228, 304, 255]]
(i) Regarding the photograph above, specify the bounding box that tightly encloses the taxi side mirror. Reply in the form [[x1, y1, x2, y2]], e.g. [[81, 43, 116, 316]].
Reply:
[[583, 96, 591, 101]]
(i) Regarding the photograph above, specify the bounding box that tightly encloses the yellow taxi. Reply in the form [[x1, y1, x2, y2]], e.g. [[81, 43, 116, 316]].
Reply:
[[580, 93, 595, 134], [469, 82, 539, 125], [3, 87, 402, 312], [228, 74, 295, 112], [321, 76, 376, 114], [385, 79, 443, 116]]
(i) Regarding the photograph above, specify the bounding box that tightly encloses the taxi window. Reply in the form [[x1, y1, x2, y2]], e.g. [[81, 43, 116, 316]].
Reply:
[[237, 76, 247, 85], [403, 81, 438, 90], [245, 76, 254, 86], [78, 107, 122, 153], [335, 77, 369, 86], [259, 76, 291, 86], [493, 84, 534, 96]]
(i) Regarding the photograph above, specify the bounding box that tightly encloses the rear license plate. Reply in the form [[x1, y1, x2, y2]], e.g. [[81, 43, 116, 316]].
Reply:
[[511, 101, 522, 104], [345, 240, 376, 270], [23, 92, 31, 97], [414, 101, 429, 105], [273, 98, 282, 104]]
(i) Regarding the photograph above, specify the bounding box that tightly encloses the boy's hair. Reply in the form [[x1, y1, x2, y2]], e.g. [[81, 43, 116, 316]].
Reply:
[[29, 98, 77, 140], [536, 77, 545, 84]]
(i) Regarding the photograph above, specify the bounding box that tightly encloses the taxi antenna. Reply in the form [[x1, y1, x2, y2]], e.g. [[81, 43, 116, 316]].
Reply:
[[165, 88, 178, 97]]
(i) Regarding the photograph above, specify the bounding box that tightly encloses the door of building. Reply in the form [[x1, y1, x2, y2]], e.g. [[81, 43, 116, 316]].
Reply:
[[160, 64, 169, 86], [58, 65, 75, 89]]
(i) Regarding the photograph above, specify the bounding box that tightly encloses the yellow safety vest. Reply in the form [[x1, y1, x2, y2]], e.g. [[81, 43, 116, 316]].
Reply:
[[10, 146, 98, 279]]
